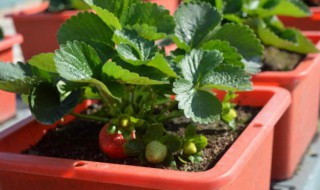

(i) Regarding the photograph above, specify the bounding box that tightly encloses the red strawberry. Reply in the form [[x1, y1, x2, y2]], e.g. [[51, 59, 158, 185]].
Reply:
[[99, 124, 127, 158]]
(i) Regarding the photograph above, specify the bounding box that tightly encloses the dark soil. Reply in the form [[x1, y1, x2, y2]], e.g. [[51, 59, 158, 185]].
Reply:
[[262, 46, 305, 71], [22, 106, 260, 172]]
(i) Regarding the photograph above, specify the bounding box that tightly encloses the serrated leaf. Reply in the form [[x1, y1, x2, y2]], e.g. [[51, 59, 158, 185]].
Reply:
[[173, 82, 222, 124], [85, 0, 141, 19], [57, 12, 114, 61], [173, 49, 229, 124], [102, 61, 167, 85], [174, 2, 222, 48], [143, 123, 165, 144], [122, 2, 175, 35], [200, 65, 252, 91], [54, 41, 101, 81], [212, 23, 264, 74], [29, 82, 81, 124], [0, 62, 35, 94], [201, 40, 244, 68], [28, 53, 57, 73], [180, 49, 223, 83], [113, 29, 158, 65], [258, 26, 319, 54], [131, 24, 166, 41], [91, 4, 122, 30], [160, 134, 181, 153]]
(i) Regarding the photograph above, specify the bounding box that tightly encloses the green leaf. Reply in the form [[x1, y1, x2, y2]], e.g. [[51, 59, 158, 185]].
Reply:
[[102, 61, 167, 85], [200, 65, 252, 91], [201, 40, 244, 68], [90, 4, 122, 30], [85, 0, 141, 19], [131, 24, 166, 41], [28, 53, 57, 73], [173, 49, 229, 123], [212, 23, 264, 74], [180, 49, 223, 83], [122, 2, 175, 35], [114, 57, 169, 82], [174, 2, 222, 48], [258, 26, 319, 54], [146, 54, 177, 77], [0, 62, 35, 94], [143, 123, 165, 144], [54, 41, 101, 81], [224, 0, 243, 14], [57, 12, 114, 61], [83, 87, 101, 99], [124, 139, 145, 156], [28, 82, 81, 124], [173, 81, 222, 124], [160, 134, 181, 153], [264, 0, 310, 17], [113, 29, 158, 66], [185, 124, 196, 139]]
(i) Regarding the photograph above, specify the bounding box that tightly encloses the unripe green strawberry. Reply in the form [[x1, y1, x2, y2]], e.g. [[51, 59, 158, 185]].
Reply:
[[183, 142, 197, 155], [222, 108, 237, 122], [145, 141, 167, 164]]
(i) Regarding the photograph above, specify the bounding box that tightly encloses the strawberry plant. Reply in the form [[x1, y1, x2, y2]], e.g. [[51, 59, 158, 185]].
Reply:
[[0, 1, 263, 165], [186, 0, 318, 54]]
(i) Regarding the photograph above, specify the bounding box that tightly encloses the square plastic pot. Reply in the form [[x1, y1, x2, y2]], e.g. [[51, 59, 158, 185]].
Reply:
[[279, 7, 320, 31], [0, 86, 290, 190], [252, 35, 320, 180], [10, 2, 78, 60], [0, 34, 23, 123]]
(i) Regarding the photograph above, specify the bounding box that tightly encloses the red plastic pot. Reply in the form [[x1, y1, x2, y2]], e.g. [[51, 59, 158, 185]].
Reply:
[[0, 34, 23, 123], [252, 34, 320, 180], [10, 2, 78, 60], [279, 7, 320, 31], [0, 86, 290, 190]]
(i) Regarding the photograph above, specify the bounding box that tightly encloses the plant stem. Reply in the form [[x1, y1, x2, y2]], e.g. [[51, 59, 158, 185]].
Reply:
[[156, 100, 177, 120], [70, 112, 110, 123], [159, 110, 184, 122]]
